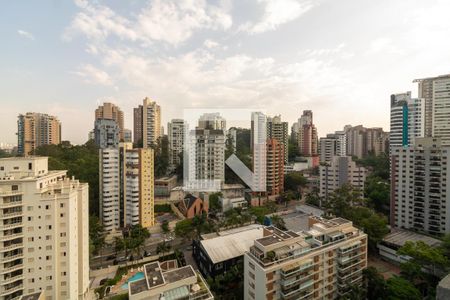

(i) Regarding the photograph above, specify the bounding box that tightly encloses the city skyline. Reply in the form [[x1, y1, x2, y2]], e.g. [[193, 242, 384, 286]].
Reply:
[[2, 0, 450, 144]]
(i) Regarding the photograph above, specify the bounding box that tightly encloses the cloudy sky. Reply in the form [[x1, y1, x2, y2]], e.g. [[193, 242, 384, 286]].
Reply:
[[1, 0, 450, 144]]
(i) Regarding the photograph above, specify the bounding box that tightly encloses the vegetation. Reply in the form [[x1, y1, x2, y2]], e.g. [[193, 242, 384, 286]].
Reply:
[[324, 184, 389, 250], [89, 215, 106, 256], [356, 154, 390, 180], [156, 240, 171, 257], [284, 172, 308, 195], [154, 204, 172, 213], [154, 136, 169, 177], [248, 202, 277, 224], [305, 189, 321, 207], [208, 264, 244, 300], [209, 192, 223, 212], [270, 214, 287, 230], [174, 213, 216, 240], [161, 220, 170, 234], [114, 224, 151, 260], [0, 149, 12, 158], [288, 138, 299, 161], [365, 176, 390, 215], [34, 141, 100, 215]]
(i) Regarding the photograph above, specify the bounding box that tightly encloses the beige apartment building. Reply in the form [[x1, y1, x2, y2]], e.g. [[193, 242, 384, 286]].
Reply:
[[319, 156, 367, 200], [244, 217, 367, 300], [95, 102, 124, 140], [0, 157, 89, 300], [133, 98, 161, 148], [100, 143, 155, 232], [266, 139, 284, 196], [17, 113, 61, 156]]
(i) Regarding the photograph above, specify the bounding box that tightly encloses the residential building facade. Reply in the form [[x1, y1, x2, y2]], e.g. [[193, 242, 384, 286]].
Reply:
[[244, 217, 368, 300], [94, 119, 120, 149], [319, 156, 367, 200], [99, 143, 154, 232], [267, 115, 289, 165], [168, 119, 185, 172], [95, 102, 124, 140], [134, 98, 161, 148], [266, 139, 284, 196], [0, 157, 89, 300], [390, 137, 450, 234], [17, 113, 61, 156]]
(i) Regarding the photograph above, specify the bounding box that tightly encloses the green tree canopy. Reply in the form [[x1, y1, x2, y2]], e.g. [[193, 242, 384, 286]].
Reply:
[[386, 276, 422, 300]]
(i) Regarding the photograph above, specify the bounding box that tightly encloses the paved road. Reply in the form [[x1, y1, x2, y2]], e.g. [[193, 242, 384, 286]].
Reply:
[[90, 237, 188, 269]]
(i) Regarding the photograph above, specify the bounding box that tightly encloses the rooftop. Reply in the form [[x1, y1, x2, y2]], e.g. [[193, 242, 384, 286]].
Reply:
[[145, 262, 165, 288], [200, 224, 264, 263], [382, 229, 442, 248], [163, 266, 196, 284]]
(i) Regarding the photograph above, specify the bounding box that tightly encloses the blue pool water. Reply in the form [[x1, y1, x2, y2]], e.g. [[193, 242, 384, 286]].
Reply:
[[121, 272, 145, 290]]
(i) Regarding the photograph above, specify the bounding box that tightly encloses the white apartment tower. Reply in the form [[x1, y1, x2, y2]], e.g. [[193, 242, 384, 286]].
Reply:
[[168, 119, 186, 172], [391, 138, 450, 234], [244, 217, 367, 300], [134, 98, 161, 148], [0, 157, 89, 300], [389, 92, 424, 151], [251, 112, 267, 192], [320, 156, 367, 200], [99, 143, 154, 232]]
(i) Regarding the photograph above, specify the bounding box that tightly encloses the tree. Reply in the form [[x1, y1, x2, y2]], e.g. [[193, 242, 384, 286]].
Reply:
[[174, 219, 195, 240], [270, 215, 287, 230], [113, 236, 125, 256], [284, 172, 308, 192], [0, 149, 12, 158], [209, 192, 222, 212], [125, 224, 150, 259], [156, 241, 171, 258], [386, 276, 421, 300], [363, 267, 387, 300], [398, 240, 449, 277], [154, 136, 169, 177], [288, 139, 299, 161], [348, 207, 389, 251], [89, 216, 105, 256], [324, 183, 364, 218], [35, 141, 100, 215], [365, 175, 390, 215], [161, 220, 170, 235], [305, 189, 321, 207], [356, 154, 390, 180]]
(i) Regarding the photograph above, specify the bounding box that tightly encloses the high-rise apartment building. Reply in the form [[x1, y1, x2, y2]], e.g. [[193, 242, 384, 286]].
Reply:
[[251, 112, 267, 192], [17, 113, 61, 156], [95, 102, 124, 140], [198, 113, 226, 131], [123, 129, 132, 143], [168, 119, 186, 172], [133, 98, 161, 148], [267, 115, 288, 165], [100, 143, 154, 232], [244, 217, 367, 300], [346, 125, 389, 158], [293, 110, 318, 157], [94, 119, 120, 149], [266, 139, 284, 196], [389, 92, 424, 151], [319, 135, 338, 164], [320, 156, 367, 200], [0, 157, 89, 300], [390, 138, 450, 234]]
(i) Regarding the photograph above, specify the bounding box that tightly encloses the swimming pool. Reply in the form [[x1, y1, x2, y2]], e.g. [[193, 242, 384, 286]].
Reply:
[[121, 272, 145, 290]]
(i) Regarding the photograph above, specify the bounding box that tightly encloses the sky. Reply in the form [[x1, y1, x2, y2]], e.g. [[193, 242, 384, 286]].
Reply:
[[1, 0, 450, 145]]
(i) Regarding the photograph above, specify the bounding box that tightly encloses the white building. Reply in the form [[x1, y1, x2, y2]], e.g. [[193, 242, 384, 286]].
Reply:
[[432, 76, 450, 146], [389, 92, 424, 151], [320, 156, 367, 200], [94, 119, 120, 149], [0, 157, 89, 300], [100, 143, 154, 233], [391, 137, 450, 234], [251, 112, 267, 192], [267, 115, 289, 165], [168, 119, 186, 172]]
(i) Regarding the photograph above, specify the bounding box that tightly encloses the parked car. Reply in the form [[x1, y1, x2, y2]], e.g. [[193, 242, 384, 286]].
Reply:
[[144, 250, 152, 257], [106, 255, 116, 261], [113, 256, 129, 265]]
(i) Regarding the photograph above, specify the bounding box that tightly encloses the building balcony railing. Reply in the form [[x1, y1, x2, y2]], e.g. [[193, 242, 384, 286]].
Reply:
[[280, 279, 314, 298], [0, 233, 24, 242], [0, 211, 23, 219], [0, 263, 23, 275], [0, 283, 23, 297], [0, 243, 23, 253], [338, 252, 365, 265], [281, 272, 314, 289], [0, 200, 23, 209], [0, 274, 24, 286], [0, 253, 24, 263], [338, 258, 364, 272], [0, 223, 23, 231]]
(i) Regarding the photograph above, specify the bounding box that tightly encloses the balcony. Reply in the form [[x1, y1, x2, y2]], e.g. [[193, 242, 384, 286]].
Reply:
[[281, 272, 314, 289], [0, 242, 23, 253], [0, 223, 22, 231], [338, 252, 365, 264], [0, 283, 23, 297], [0, 233, 23, 242], [0, 200, 22, 209], [0, 263, 23, 275], [281, 279, 314, 298], [0, 253, 23, 263], [0, 274, 24, 286], [0, 211, 23, 219]]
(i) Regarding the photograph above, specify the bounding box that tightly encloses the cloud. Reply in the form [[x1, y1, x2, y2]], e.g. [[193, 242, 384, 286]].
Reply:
[[203, 39, 219, 49], [241, 0, 314, 34], [63, 0, 232, 46], [72, 64, 114, 86], [17, 30, 35, 40], [366, 37, 403, 55]]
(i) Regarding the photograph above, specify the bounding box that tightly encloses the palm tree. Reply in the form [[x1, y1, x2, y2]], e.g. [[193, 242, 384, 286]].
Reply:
[[157, 241, 171, 259], [113, 236, 124, 257]]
